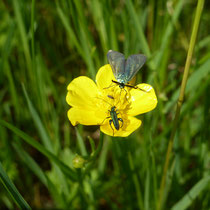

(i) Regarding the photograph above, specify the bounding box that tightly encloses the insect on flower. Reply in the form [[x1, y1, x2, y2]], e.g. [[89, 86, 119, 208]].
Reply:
[[66, 64, 158, 137], [107, 94, 114, 99], [108, 106, 123, 136], [107, 50, 148, 92], [100, 95, 123, 136]]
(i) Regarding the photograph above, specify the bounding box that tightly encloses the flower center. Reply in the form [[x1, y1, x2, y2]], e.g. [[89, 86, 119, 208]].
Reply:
[[96, 86, 131, 128]]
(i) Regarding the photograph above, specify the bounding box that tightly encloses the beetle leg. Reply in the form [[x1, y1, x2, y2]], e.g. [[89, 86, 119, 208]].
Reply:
[[109, 119, 115, 136], [101, 116, 110, 125], [118, 118, 124, 128]]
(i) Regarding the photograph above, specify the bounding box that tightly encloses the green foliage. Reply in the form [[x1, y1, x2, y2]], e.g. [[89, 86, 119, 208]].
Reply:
[[0, 0, 209, 209], [0, 162, 31, 209]]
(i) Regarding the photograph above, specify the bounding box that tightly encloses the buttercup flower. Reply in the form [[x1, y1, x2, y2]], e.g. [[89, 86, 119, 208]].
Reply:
[[66, 64, 157, 137]]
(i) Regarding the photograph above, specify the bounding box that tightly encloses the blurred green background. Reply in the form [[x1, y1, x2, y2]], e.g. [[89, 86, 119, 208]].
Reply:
[[0, 0, 210, 209]]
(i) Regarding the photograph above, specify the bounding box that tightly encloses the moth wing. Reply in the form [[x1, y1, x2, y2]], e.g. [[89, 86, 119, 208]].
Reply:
[[125, 54, 147, 82], [107, 50, 125, 80]]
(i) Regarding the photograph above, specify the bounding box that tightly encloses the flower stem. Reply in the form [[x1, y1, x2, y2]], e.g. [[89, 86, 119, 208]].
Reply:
[[83, 132, 104, 175], [157, 0, 205, 209], [89, 132, 104, 161], [128, 151, 144, 210]]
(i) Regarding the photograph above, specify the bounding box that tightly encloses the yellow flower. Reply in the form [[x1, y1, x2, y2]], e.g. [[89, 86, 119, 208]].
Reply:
[[66, 64, 157, 137]]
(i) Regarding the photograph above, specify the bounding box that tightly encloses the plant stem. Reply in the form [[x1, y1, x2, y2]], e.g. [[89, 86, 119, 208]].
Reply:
[[83, 132, 104, 175], [157, 0, 205, 209], [89, 132, 104, 161], [128, 151, 144, 210]]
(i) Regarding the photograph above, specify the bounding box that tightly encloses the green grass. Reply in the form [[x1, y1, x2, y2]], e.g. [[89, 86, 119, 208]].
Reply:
[[0, 0, 210, 209]]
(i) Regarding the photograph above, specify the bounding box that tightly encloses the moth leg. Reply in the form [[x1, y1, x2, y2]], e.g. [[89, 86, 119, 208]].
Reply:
[[103, 82, 116, 89], [125, 83, 149, 93], [137, 87, 150, 93], [125, 83, 136, 88], [130, 84, 150, 93], [122, 88, 130, 103], [117, 89, 123, 104]]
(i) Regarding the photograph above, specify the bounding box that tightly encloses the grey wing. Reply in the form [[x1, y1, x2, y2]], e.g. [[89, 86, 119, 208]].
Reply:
[[107, 50, 125, 80], [125, 54, 147, 82]]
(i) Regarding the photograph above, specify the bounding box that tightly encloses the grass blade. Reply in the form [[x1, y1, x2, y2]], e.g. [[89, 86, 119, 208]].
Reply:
[[157, 0, 205, 209], [13, 143, 67, 208], [164, 59, 210, 113], [0, 162, 31, 209], [12, 0, 32, 80], [171, 176, 210, 210], [153, 0, 184, 69], [125, 0, 151, 57], [22, 84, 54, 152], [0, 119, 78, 181]]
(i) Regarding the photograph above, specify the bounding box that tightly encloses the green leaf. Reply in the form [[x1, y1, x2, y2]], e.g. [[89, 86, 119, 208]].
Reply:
[[22, 84, 54, 152], [0, 162, 31, 209], [171, 176, 210, 210], [125, 0, 151, 57], [0, 119, 78, 181], [13, 143, 67, 208], [164, 59, 210, 113]]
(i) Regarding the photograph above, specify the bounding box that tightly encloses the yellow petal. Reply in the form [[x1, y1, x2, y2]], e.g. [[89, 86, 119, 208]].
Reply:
[[96, 64, 116, 89], [100, 116, 141, 137], [128, 83, 158, 116], [68, 107, 104, 126], [66, 76, 99, 109]]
